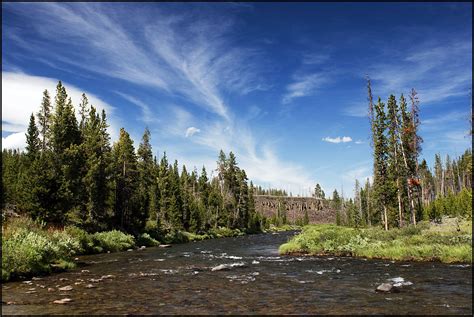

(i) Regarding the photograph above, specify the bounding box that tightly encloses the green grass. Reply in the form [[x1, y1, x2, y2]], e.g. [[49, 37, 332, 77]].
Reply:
[[1, 217, 136, 282], [279, 217, 472, 263], [265, 224, 302, 232]]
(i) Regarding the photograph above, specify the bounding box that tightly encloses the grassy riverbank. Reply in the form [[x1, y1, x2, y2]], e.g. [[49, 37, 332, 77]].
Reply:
[[2, 216, 298, 282], [279, 217, 472, 263]]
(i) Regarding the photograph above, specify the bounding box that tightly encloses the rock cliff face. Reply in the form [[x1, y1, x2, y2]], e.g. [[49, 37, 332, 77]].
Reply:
[[254, 195, 335, 224]]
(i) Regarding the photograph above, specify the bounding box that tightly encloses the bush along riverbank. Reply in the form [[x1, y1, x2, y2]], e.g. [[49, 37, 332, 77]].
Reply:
[[1, 216, 299, 282], [279, 217, 472, 263]]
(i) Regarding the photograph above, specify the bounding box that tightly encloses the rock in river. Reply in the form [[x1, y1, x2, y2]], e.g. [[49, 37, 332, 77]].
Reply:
[[159, 244, 172, 248], [211, 262, 246, 271], [53, 298, 73, 304], [376, 283, 399, 293], [58, 285, 73, 291]]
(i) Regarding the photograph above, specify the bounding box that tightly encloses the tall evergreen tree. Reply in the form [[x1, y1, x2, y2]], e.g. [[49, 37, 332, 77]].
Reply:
[[112, 128, 141, 233], [25, 113, 40, 159], [137, 128, 154, 228], [373, 98, 390, 230], [37, 89, 52, 153], [386, 94, 405, 227]]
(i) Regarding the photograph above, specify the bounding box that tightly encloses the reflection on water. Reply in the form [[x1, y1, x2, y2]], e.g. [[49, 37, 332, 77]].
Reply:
[[2, 231, 472, 315]]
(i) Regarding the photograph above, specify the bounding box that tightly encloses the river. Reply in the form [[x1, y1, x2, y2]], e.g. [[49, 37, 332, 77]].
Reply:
[[2, 231, 472, 315]]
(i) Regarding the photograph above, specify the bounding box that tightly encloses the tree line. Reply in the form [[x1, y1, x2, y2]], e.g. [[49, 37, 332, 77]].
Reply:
[[331, 78, 472, 229], [2, 82, 265, 236]]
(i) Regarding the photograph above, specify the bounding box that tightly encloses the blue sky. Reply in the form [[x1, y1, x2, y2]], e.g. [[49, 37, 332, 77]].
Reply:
[[2, 2, 472, 197]]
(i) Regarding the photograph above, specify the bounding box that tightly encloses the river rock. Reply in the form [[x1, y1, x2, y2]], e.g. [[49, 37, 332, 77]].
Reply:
[[32, 277, 42, 281], [127, 249, 134, 252], [53, 298, 73, 304], [159, 244, 171, 248], [376, 283, 399, 293], [59, 278, 69, 282], [85, 284, 96, 289], [81, 270, 90, 273], [48, 288, 55, 292], [211, 262, 246, 271], [139, 246, 146, 250], [89, 278, 102, 283], [101, 275, 114, 279], [58, 285, 73, 291]]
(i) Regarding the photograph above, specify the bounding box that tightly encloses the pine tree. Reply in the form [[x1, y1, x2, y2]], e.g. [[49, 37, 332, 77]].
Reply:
[[37, 89, 52, 153], [386, 94, 405, 227], [112, 128, 141, 233], [373, 98, 390, 230], [137, 128, 154, 228], [79, 93, 90, 132], [25, 113, 40, 160], [82, 105, 113, 230]]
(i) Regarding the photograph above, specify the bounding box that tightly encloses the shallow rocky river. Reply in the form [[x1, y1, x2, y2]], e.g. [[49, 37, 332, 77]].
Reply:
[[2, 231, 472, 315]]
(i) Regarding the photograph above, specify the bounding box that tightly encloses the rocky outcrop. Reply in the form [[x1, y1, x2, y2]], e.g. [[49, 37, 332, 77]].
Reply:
[[254, 195, 335, 224]]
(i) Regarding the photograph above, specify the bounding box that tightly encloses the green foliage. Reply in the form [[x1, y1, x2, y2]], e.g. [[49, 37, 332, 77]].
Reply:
[[279, 219, 472, 263], [2, 81, 270, 281], [1, 217, 139, 282], [136, 233, 160, 247], [424, 188, 472, 220], [91, 230, 135, 253]]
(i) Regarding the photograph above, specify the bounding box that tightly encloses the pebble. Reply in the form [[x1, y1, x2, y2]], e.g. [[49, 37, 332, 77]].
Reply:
[[159, 244, 172, 248], [101, 275, 114, 279], [53, 298, 73, 304], [59, 278, 69, 282], [58, 285, 73, 291], [48, 288, 55, 292], [85, 284, 96, 289], [81, 270, 90, 273]]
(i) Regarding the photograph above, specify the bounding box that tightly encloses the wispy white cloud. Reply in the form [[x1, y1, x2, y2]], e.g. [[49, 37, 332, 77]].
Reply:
[[185, 127, 201, 138], [322, 136, 352, 143], [282, 73, 329, 104], [5, 3, 269, 121], [342, 102, 368, 118], [368, 41, 471, 105], [422, 111, 470, 129], [115, 92, 156, 124], [302, 52, 330, 65]]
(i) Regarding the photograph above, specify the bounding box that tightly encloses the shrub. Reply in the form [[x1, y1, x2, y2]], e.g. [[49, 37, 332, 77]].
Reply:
[[91, 230, 135, 252], [136, 233, 160, 247]]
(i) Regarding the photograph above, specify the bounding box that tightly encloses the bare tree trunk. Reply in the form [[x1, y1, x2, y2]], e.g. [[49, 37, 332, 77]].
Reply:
[[367, 188, 371, 226], [396, 178, 403, 227], [394, 114, 415, 226], [383, 205, 388, 231], [441, 170, 445, 196]]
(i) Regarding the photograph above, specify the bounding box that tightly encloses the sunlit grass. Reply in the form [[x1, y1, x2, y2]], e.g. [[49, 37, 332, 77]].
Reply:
[[279, 218, 472, 263]]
